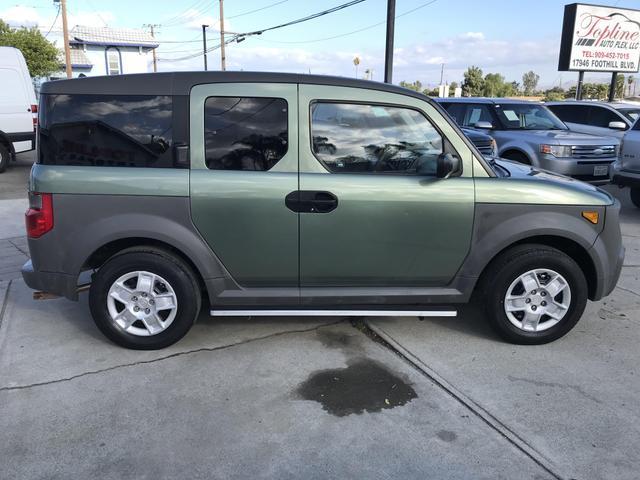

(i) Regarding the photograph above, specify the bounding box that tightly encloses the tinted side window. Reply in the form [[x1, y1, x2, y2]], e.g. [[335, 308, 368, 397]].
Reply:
[[548, 104, 588, 124], [204, 97, 288, 171], [311, 102, 450, 176], [588, 106, 622, 128], [39, 94, 175, 168], [442, 103, 465, 125], [462, 104, 494, 127]]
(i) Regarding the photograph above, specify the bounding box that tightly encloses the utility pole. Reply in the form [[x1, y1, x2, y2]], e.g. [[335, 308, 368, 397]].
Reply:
[[440, 63, 445, 85], [202, 24, 209, 71], [383, 0, 395, 83], [143, 24, 160, 72], [219, 0, 226, 71], [60, 0, 72, 78]]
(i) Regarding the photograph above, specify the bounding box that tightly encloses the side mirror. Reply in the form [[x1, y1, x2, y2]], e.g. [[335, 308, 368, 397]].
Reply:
[[436, 153, 461, 179], [474, 121, 493, 129], [608, 121, 627, 130]]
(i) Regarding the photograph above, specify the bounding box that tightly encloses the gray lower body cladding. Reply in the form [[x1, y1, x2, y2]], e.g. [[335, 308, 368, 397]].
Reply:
[[22, 194, 623, 306]]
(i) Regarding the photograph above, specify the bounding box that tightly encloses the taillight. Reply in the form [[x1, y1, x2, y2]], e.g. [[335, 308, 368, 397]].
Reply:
[[25, 193, 54, 238], [31, 104, 38, 130]]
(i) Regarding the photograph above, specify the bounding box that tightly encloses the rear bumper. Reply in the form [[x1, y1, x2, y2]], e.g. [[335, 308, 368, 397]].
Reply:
[[537, 155, 614, 185], [21, 260, 79, 300]]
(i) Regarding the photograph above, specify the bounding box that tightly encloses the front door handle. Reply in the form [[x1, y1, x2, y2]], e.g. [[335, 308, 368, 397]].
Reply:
[[285, 190, 338, 213]]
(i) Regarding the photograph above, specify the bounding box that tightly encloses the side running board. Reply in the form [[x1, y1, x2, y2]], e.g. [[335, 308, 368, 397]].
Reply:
[[210, 310, 457, 317]]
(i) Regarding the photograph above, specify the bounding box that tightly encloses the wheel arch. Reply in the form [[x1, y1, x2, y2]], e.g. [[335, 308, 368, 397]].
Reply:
[[0, 130, 15, 155], [499, 147, 532, 164], [83, 237, 208, 294], [475, 235, 598, 300]]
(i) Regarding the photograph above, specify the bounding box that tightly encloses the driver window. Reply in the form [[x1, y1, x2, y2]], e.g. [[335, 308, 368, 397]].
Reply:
[[311, 102, 451, 175]]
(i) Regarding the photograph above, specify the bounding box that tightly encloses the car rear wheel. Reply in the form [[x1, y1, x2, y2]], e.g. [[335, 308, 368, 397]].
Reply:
[[481, 244, 587, 344], [0, 144, 9, 173], [89, 248, 201, 349], [630, 187, 640, 209]]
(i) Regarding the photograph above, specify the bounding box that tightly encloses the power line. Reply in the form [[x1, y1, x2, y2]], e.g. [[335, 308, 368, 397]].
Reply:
[[237, 0, 367, 39], [44, 5, 61, 38], [253, 0, 438, 45], [227, 0, 289, 20], [159, 0, 369, 63]]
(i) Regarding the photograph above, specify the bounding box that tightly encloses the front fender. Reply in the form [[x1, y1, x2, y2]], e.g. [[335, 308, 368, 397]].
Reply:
[[457, 203, 604, 283]]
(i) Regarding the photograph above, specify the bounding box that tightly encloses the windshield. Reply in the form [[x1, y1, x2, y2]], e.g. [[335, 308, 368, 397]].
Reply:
[[495, 104, 567, 130], [618, 108, 640, 123]]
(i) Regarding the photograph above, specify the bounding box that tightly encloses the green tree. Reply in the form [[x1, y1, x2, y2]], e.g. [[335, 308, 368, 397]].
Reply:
[[0, 19, 59, 77], [448, 81, 458, 96], [399, 80, 423, 92], [543, 86, 565, 101], [522, 70, 540, 96], [462, 66, 484, 97], [482, 73, 514, 97]]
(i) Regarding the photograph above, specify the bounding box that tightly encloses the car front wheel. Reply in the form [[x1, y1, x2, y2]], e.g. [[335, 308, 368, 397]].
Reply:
[[89, 248, 201, 349], [482, 244, 587, 344]]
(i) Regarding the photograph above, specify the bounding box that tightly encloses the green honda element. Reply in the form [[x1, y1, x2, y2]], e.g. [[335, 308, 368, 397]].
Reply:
[[22, 72, 624, 349]]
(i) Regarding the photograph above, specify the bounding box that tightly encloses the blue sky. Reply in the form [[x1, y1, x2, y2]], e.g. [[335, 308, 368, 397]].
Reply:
[[1, 0, 639, 88]]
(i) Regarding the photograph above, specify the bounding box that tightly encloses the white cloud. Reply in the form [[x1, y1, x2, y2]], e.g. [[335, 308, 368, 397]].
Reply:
[[0, 5, 114, 32], [458, 32, 485, 41]]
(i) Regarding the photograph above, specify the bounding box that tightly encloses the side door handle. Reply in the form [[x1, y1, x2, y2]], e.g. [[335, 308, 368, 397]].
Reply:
[[285, 191, 338, 213]]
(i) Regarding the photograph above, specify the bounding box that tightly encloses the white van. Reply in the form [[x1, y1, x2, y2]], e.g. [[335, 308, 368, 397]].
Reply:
[[0, 47, 37, 173]]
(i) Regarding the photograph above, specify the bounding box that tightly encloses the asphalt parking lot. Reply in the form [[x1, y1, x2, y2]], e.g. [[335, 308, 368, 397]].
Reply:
[[1, 151, 639, 479]]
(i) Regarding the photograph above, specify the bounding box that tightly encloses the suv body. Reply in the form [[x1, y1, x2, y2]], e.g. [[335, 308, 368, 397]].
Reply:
[[546, 101, 640, 139], [23, 73, 623, 349], [612, 117, 640, 207], [436, 98, 619, 184], [0, 47, 37, 173]]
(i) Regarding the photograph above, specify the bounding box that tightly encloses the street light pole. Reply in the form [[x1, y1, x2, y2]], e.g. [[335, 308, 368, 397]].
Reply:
[[383, 0, 395, 84], [202, 24, 209, 71]]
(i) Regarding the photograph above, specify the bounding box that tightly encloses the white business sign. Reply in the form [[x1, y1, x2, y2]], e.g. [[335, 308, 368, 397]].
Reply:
[[559, 3, 640, 73]]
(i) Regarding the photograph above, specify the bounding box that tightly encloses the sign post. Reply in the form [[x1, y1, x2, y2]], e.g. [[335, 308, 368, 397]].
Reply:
[[576, 70, 584, 100], [558, 3, 640, 101]]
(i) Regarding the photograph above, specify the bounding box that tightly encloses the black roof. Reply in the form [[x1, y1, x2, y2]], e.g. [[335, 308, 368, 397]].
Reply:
[[40, 71, 432, 101]]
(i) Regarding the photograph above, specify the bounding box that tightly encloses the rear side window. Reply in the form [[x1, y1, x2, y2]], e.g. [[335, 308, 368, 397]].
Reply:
[[204, 97, 288, 171], [548, 104, 588, 124], [588, 106, 623, 128], [462, 104, 494, 128], [39, 94, 175, 168], [310, 102, 450, 176]]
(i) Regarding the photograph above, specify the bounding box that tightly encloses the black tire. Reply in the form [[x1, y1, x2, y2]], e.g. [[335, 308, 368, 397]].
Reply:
[[502, 151, 530, 165], [89, 248, 201, 349], [0, 143, 9, 173], [630, 187, 640, 209], [481, 244, 587, 345]]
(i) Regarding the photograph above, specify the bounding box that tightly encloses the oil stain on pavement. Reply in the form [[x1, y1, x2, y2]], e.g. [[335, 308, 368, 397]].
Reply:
[[296, 358, 418, 417]]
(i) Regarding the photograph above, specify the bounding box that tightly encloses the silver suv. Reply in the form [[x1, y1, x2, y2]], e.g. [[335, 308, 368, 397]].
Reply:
[[437, 98, 619, 184], [546, 101, 640, 139], [612, 118, 640, 207]]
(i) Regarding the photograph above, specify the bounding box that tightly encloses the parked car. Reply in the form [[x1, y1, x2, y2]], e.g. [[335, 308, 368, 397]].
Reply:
[[612, 117, 640, 208], [23, 72, 623, 349], [546, 101, 640, 139], [0, 47, 37, 173], [460, 127, 497, 157], [435, 98, 619, 184]]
